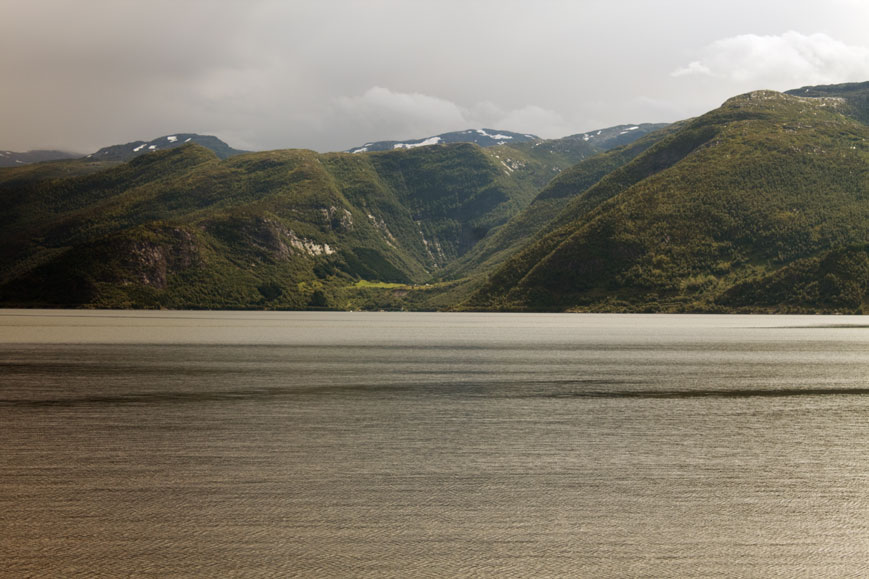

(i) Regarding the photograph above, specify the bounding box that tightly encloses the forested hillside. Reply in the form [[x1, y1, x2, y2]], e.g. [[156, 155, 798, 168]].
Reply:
[[1, 84, 866, 313], [463, 90, 869, 313]]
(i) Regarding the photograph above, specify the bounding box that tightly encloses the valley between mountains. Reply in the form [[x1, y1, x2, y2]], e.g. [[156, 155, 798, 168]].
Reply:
[[1, 82, 867, 313]]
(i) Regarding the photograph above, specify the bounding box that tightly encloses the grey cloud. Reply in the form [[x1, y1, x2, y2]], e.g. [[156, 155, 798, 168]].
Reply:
[[2, 1, 868, 153], [327, 87, 573, 148]]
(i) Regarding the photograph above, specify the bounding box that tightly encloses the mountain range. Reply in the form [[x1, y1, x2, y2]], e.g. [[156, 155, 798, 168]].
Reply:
[[0, 82, 867, 313]]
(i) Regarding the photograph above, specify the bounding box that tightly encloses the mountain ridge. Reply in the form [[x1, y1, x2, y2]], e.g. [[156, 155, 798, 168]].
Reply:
[[346, 124, 668, 156], [0, 82, 866, 312]]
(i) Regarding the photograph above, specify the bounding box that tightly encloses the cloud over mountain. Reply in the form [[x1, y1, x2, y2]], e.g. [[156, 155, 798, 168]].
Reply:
[[3, 1, 869, 153], [329, 87, 568, 146], [333, 87, 469, 141]]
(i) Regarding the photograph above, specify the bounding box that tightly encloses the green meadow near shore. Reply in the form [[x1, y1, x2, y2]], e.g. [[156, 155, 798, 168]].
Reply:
[[1, 82, 868, 313]]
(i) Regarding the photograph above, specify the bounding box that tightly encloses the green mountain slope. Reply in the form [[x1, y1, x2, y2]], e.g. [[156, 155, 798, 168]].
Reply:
[[464, 90, 869, 313], [0, 140, 560, 308], [718, 244, 869, 312]]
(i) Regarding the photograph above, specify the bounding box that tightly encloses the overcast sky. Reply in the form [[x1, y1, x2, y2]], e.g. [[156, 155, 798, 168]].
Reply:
[[3, 0, 869, 153]]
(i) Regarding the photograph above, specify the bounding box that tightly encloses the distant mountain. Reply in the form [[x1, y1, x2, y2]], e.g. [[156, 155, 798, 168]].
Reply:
[[535, 123, 670, 154], [347, 128, 539, 153], [88, 133, 247, 161], [344, 124, 667, 199], [502, 123, 669, 183], [346, 125, 668, 156], [0, 149, 81, 168]]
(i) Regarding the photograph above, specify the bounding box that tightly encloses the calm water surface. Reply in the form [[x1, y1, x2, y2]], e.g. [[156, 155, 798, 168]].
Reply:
[[1, 310, 868, 577]]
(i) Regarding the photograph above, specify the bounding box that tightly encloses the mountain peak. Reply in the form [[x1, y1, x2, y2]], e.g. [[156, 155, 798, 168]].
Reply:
[[88, 133, 247, 162]]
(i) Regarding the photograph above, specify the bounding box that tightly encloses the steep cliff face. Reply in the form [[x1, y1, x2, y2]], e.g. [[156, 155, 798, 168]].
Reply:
[[116, 228, 203, 289]]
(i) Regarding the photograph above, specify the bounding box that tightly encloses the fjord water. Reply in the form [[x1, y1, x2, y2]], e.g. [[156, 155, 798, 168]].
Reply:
[[2, 311, 868, 577]]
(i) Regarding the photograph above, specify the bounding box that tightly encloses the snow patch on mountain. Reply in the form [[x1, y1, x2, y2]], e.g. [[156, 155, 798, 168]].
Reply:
[[476, 129, 513, 140], [393, 136, 441, 149]]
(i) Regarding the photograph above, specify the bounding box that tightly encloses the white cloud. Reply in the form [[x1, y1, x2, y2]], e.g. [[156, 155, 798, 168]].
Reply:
[[333, 87, 468, 139], [5, 1, 869, 153], [672, 31, 869, 86], [671, 61, 712, 77], [490, 105, 568, 139]]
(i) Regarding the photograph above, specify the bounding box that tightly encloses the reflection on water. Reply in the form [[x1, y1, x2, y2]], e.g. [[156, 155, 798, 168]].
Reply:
[[1, 311, 868, 577]]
